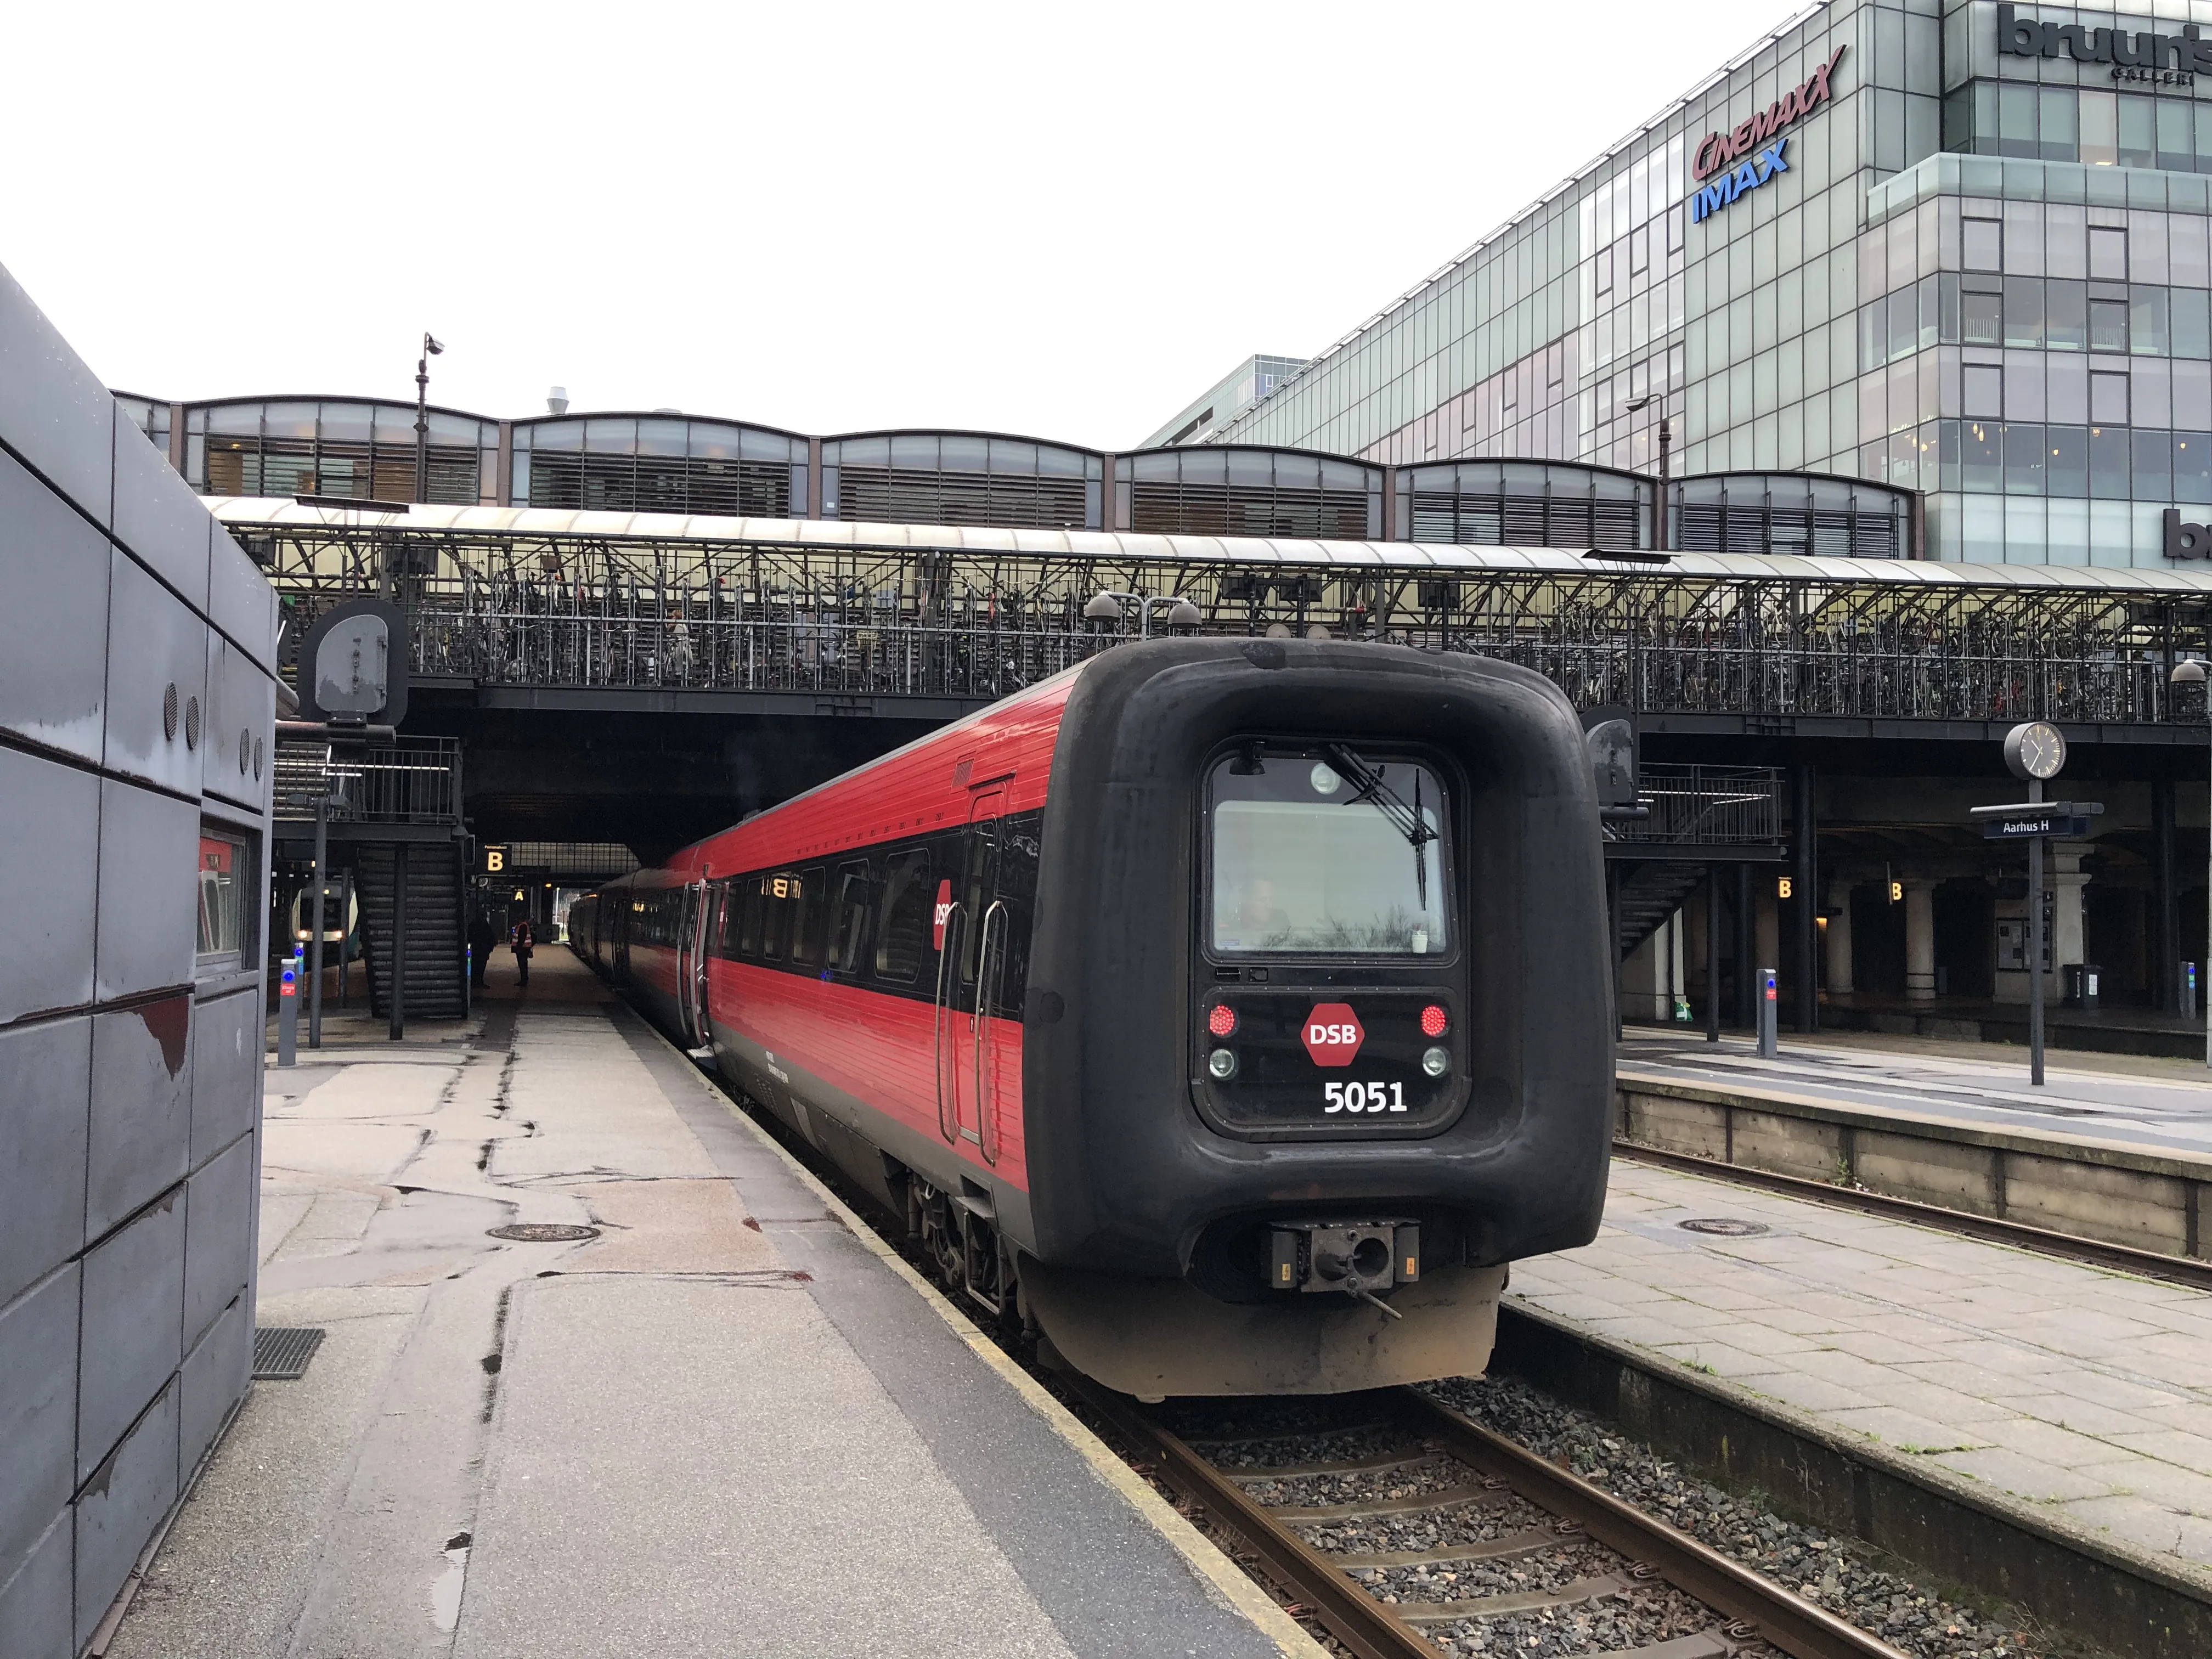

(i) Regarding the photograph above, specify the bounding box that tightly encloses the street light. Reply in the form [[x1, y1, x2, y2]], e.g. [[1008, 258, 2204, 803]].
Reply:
[[2174, 656, 2210, 1068], [1087, 590, 1201, 639], [413, 332, 444, 503], [1627, 394, 1673, 552]]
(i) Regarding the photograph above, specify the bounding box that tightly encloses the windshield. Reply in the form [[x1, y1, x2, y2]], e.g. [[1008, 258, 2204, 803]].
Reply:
[[1209, 750, 1449, 956]]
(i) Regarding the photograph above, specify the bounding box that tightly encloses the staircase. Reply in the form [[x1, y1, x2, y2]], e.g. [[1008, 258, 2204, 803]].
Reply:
[[356, 840, 467, 1019], [1613, 862, 1707, 960]]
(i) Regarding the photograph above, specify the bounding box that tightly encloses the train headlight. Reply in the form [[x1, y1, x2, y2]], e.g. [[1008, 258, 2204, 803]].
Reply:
[[1421, 1046, 1450, 1077], [1207, 1048, 1239, 1080]]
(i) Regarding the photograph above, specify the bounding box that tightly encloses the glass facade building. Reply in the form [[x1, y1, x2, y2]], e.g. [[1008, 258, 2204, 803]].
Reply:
[[1210, 0, 2212, 567]]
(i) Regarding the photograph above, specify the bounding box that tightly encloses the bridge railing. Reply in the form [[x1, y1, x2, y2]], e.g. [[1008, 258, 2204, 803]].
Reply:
[[1611, 764, 1785, 847], [274, 736, 462, 825], [241, 523, 2210, 726]]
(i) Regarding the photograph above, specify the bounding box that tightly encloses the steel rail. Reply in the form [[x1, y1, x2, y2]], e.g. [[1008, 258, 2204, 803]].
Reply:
[[1069, 1376, 1438, 1659], [1404, 1392, 1905, 1659], [1074, 1374, 1907, 1659], [1613, 1138, 2212, 1293]]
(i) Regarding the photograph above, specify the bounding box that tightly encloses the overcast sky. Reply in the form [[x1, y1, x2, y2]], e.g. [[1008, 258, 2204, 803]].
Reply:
[[4, 1, 1805, 451]]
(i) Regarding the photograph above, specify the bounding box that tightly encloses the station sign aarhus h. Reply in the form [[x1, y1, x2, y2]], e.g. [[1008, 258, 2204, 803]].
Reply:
[[1689, 46, 1845, 224]]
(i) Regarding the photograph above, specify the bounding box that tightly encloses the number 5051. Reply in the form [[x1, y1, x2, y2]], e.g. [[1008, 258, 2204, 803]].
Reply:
[[1324, 1081, 1406, 1114]]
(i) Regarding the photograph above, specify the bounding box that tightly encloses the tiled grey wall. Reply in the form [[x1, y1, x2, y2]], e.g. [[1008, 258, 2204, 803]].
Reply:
[[0, 258, 275, 1657]]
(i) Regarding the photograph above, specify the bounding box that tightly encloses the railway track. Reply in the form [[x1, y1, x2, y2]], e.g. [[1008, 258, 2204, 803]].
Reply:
[[1612, 1138, 2212, 1293], [1073, 1380, 1905, 1659]]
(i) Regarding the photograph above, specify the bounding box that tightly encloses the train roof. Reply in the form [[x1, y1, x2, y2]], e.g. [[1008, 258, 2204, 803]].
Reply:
[[211, 497, 2212, 596]]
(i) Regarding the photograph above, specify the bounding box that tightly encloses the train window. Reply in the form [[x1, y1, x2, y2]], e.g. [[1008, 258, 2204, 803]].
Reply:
[[828, 861, 877, 974], [710, 883, 738, 957], [760, 872, 794, 960], [873, 849, 933, 983], [739, 876, 765, 957], [197, 826, 254, 967], [1208, 748, 1451, 956], [992, 817, 1042, 1015], [789, 866, 829, 966], [960, 817, 1002, 986]]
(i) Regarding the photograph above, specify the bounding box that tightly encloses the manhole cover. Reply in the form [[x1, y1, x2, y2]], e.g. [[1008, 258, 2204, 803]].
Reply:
[[1677, 1217, 1771, 1238], [253, 1327, 326, 1380], [486, 1223, 601, 1243]]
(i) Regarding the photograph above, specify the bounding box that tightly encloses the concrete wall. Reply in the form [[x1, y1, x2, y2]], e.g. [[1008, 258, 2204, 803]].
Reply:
[[0, 260, 276, 1657]]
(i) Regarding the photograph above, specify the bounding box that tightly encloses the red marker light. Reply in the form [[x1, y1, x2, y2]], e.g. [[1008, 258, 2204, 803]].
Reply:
[[1421, 1003, 1448, 1038], [1208, 1004, 1237, 1038]]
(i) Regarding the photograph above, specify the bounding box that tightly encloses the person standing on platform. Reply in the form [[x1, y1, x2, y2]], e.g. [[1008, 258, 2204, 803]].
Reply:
[[469, 909, 495, 990], [512, 916, 534, 988]]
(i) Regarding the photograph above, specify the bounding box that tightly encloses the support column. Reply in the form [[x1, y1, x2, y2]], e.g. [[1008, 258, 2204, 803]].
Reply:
[[2156, 777, 2180, 1012], [1736, 865, 1756, 1028], [1824, 878, 1856, 996], [1793, 765, 1819, 1032], [1904, 878, 1938, 1002]]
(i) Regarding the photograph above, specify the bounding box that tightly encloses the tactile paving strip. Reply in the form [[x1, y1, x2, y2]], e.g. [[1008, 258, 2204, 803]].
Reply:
[[252, 1327, 327, 1380]]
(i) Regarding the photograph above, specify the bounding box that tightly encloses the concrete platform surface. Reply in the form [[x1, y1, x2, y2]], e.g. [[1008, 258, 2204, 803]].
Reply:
[[109, 950, 1309, 1659], [1623, 1028, 2212, 1154], [1514, 1155, 2212, 1578]]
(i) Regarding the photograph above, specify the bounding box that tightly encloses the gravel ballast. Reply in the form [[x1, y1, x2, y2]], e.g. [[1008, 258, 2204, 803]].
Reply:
[[1426, 1373, 2056, 1658]]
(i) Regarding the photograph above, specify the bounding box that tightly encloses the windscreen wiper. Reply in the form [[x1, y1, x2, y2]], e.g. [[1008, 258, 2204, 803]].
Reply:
[[1322, 744, 1437, 911]]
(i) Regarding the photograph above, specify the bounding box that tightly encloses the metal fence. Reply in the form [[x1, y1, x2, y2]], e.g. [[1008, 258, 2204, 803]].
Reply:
[[274, 736, 461, 826], [1611, 765, 1784, 847], [241, 521, 2212, 727]]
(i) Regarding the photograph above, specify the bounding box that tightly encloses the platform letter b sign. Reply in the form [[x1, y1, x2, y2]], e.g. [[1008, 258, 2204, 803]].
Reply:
[[2166, 507, 2211, 561]]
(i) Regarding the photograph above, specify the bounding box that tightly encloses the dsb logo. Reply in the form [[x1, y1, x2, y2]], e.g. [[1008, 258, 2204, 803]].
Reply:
[[1302, 1003, 1365, 1067]]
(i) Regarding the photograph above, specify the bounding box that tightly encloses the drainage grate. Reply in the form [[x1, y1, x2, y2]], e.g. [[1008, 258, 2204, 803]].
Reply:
[[1677, 1217, 1772, 1238], [486, 1223, 601, 1243], [253, 1327, 326, 1380]]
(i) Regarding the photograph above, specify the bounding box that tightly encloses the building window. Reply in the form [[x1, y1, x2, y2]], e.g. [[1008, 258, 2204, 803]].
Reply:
[[2090, 371, 2130, 425], [1963, 365, 2005, 419], [1963, 217, 2003, 274], [198, 827, 255, 968], [2089, 297, 2130, 354], [2089, 226, 2128, 283]]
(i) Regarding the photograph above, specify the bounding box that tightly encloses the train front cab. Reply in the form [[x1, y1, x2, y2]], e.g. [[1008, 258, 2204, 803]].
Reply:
[[1016, 638, 1615, 1398]]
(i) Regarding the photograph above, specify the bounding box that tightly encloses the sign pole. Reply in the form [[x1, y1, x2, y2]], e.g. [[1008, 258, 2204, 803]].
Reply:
[[2028, 778, 2045, 1087], [308, 790, 328, 1049]]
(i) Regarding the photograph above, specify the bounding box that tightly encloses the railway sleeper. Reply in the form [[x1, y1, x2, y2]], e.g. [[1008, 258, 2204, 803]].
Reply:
[[1324, 1527, 1562, 1570], [1221, 1449, 1443, 1481], [1269, 1482, 1494, 1521], [1390, 1568, 1639, 1623]]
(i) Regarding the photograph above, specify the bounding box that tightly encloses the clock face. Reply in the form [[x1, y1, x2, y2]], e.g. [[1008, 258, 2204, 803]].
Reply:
[[2006, 720, 2067, 781]]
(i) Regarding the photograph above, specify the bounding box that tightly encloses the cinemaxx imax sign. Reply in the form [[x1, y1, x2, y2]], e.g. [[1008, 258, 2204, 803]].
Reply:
[[1690, 46, 1845, 224]]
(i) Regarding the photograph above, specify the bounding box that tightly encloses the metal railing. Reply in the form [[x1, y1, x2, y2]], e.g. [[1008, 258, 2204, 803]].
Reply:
[[274, 736, 461, 825], [1610, 765, 1784, 847]]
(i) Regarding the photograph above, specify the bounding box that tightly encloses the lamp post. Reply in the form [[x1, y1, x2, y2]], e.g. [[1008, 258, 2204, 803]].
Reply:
[[1085, 590, 1203, 639], [413, 332, 444, 503], [1626, 394, 1673, 552], [2173, 657, 2212, 1068]]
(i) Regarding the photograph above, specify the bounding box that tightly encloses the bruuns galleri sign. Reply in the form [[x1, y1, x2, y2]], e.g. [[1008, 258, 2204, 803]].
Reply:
[[1999, 4, 2212, 84]]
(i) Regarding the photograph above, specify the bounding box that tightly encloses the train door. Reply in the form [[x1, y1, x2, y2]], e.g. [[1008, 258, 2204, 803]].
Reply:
[[678, 879, 714, 1047], [933, 792, 1002, 1156]]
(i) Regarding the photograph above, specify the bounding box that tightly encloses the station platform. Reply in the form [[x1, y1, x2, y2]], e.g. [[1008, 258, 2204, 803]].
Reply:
[[1510, 1153, 2212, 1578], [108, 949, 1313, 1659], [1622, 1027, 2212, 1155]]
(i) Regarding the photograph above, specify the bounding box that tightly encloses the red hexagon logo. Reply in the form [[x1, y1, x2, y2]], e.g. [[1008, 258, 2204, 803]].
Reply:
[[1301, 1003, 1365, 1068]]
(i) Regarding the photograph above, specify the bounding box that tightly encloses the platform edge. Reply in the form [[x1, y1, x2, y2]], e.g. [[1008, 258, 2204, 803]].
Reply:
[[654, 1028, 1331, 1659]]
